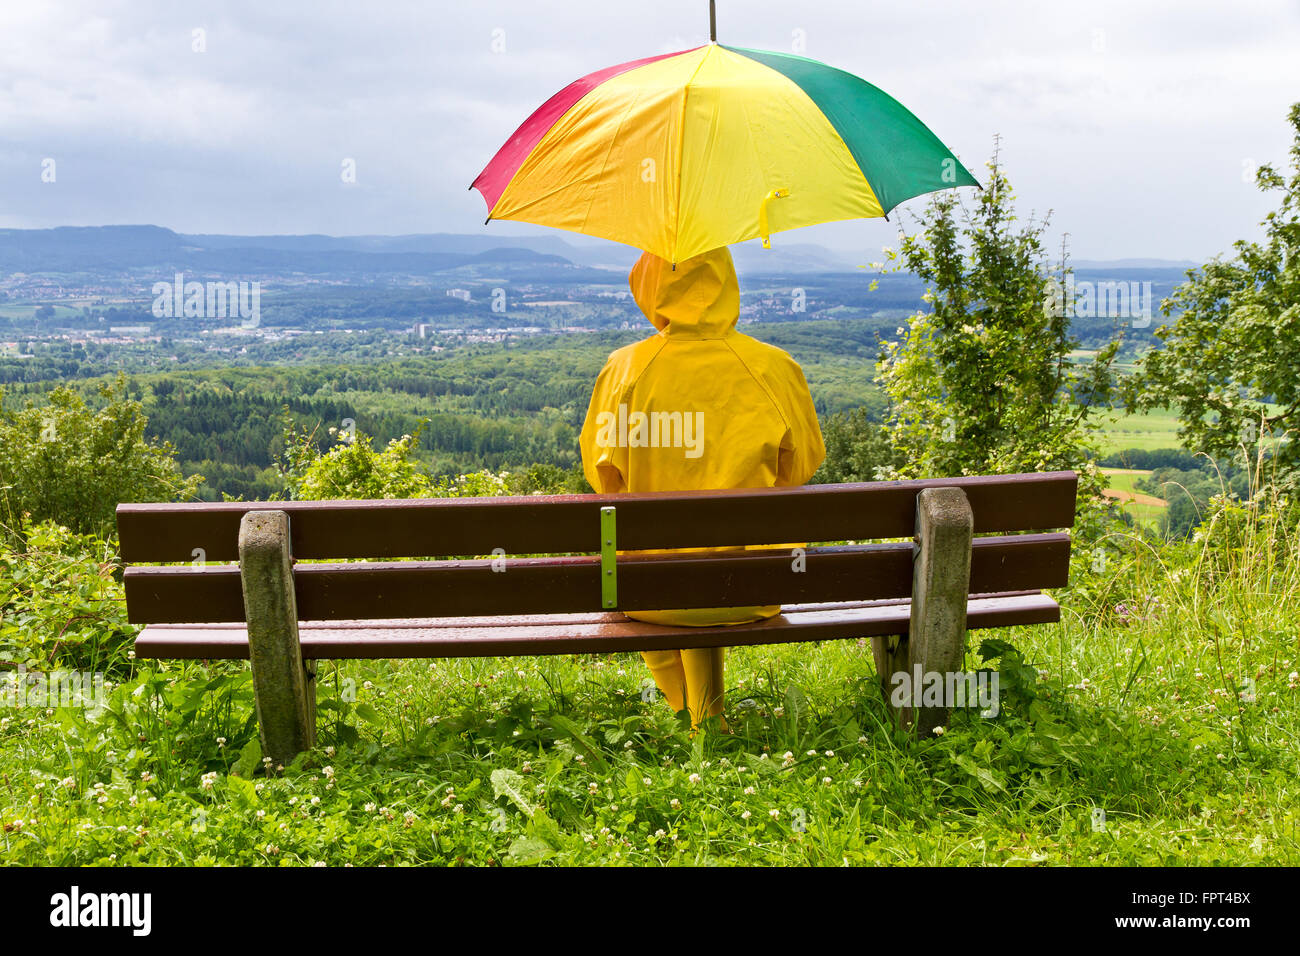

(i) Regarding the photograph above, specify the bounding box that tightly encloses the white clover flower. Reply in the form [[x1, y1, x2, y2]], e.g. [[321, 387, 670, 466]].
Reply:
[[741, 810, 752, 820], [688, 773, 701, 784], [768, 809, 780, 819], [744, 786, 756, 795]]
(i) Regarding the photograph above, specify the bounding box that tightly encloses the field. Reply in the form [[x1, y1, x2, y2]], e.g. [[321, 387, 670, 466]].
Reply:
[[1099, 468, 1167, 527], [1096, 408, 1183, 454]]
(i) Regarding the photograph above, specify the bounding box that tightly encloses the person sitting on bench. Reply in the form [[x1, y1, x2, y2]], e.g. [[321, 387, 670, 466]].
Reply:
[[579, 245, 826, 731]]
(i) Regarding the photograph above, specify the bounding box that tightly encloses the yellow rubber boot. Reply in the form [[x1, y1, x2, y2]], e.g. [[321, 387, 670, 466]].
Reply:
[[640, 649, 686, 715], [681, 646, 729, 733]]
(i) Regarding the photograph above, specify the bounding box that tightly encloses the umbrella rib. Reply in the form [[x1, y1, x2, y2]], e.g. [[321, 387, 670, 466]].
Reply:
[[671, 50, 712, 263]]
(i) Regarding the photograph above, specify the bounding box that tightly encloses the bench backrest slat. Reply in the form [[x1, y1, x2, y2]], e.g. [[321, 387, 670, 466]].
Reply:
[[123, 533, 1071, 623], [116, 471, 1077, 563]]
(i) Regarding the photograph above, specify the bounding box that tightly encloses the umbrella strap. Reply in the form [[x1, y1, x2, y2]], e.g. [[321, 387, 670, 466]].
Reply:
[[759, 188, 789, 248]]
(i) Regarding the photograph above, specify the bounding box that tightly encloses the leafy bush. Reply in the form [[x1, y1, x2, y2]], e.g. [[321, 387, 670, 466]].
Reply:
[[278, 418, 520, 502], [0, 521, 133, 673], [0, 375, 200, 539]]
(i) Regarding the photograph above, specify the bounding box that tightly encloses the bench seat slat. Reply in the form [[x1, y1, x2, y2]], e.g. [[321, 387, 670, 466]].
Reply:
[[123, 535, 1071, 624], [116, 471, 1077, 562], [133, 591, 1060, 659]]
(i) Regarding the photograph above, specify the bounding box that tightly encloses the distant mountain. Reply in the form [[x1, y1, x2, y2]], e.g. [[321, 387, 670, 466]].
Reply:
[[0, 225, 582, 277], [0, 224, 1200, 281]]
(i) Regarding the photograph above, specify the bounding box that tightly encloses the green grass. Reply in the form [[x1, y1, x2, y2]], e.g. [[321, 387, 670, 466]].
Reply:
[[2, 498, 1298, 866]]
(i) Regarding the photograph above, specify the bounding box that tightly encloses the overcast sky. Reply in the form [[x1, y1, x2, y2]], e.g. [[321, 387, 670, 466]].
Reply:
[[2, 0, 1298, 262]]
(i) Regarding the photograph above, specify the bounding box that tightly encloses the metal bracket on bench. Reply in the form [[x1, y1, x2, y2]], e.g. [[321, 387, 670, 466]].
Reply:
[[600, 505, 617, 610]]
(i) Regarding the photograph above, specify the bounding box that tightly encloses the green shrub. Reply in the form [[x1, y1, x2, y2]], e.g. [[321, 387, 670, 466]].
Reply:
[[0, 375, 200, 539]]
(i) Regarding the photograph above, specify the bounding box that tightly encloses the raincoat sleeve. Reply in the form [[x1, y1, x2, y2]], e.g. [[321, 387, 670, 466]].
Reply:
[[579, 360, 629, 494], [774, 360, 827, 487]]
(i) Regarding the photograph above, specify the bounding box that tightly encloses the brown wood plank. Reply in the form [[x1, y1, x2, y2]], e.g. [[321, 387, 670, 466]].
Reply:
[[138, 591, 1044, 630], [133, 592, 1060, 659], [123, 534, 1070, 624], [117, 471, 1077, 562]]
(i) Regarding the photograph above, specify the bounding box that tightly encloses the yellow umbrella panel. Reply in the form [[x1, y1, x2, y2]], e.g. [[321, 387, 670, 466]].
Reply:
[[472, 43, 977, 263]]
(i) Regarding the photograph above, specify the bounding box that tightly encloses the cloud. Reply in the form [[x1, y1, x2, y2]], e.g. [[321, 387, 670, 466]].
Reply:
[[0, 0, 1297, 260]]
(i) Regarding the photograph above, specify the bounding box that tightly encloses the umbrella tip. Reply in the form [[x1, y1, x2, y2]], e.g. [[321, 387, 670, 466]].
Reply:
[[709, 0, 717, 42]]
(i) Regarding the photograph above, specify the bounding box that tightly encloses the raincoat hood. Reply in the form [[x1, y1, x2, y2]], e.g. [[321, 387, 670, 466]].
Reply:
[[630, 247, 739, 336]]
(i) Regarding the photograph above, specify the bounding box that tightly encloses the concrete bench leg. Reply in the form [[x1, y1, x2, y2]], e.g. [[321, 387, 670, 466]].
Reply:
[[871, 487, 973, 736], [239, 510, 315, 766]]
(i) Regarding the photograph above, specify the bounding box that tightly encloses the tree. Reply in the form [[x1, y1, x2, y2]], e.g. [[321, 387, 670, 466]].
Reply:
[[810, 407, 903, 484], [1125, 103, 1300, 480], [0, 375, 202, 540], [878, 143, 1118, 512]]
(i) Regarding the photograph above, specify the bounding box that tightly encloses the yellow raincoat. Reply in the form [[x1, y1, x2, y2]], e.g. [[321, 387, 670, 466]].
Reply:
[[579, 246, 825, 725]]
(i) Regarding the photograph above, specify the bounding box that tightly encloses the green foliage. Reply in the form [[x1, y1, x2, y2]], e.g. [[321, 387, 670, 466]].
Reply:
[[280, 419, 435, 501], [504, 462, 593, 496], [877, 144, 1119, 531], [810, 406, 903, 484], [0, 521, 133, 673], [278, 418, 521, 502], [0, 375, 201, 539], [1126, 103, 1300, 478], [1136, 460, 1251, 538]]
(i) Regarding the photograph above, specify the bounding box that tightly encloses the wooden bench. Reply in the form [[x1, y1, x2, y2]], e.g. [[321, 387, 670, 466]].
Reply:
[[116, 471, 1077, 763]]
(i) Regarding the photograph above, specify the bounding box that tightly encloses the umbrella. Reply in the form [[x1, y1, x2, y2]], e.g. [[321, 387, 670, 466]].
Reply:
[[471, 8, 978, 263]]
